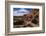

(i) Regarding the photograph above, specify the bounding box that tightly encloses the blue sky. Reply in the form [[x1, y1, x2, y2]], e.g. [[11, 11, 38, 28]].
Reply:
[[13, 8, 32, 11], [13, 8, 32, 16]]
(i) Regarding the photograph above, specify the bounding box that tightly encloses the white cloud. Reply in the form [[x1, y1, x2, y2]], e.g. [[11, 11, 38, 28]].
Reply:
[[13, 8, 30, 16]]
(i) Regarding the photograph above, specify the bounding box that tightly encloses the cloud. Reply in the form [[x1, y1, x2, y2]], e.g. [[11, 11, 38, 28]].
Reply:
[[13, 8, 32, 16]]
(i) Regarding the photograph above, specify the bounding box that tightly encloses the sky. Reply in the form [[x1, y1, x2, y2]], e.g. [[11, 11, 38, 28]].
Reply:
[[13, 8, 32, 16]]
